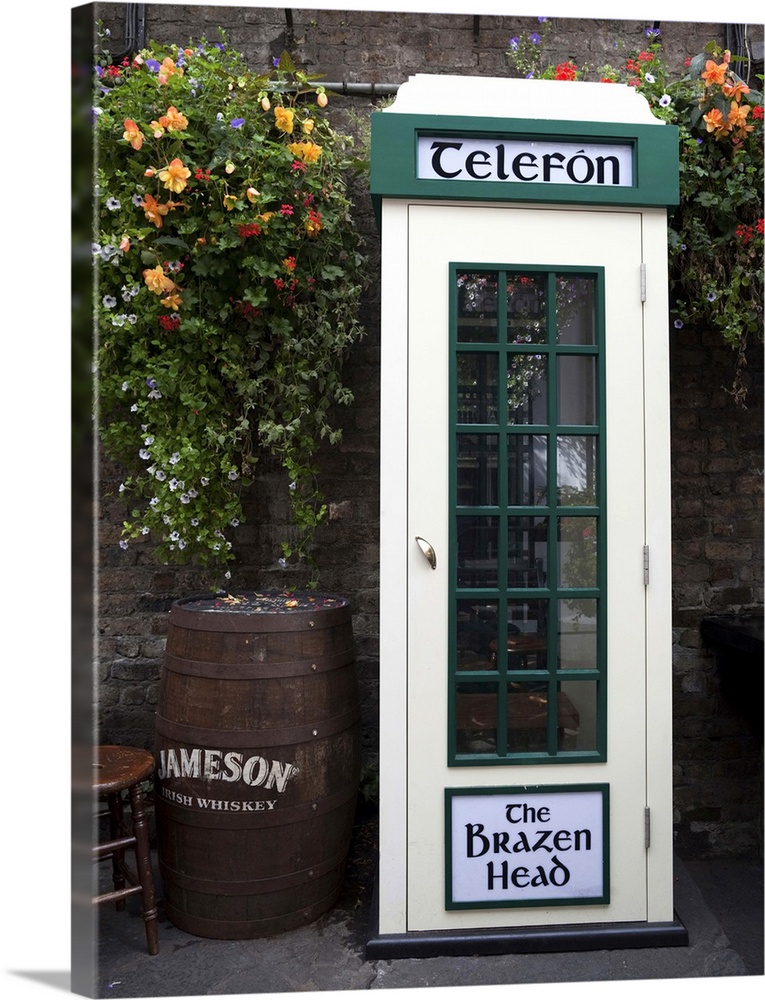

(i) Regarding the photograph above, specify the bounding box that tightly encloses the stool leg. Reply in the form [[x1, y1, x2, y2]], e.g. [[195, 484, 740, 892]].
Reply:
[[107, 792, 127, 910], [127, 782, 160, 955]]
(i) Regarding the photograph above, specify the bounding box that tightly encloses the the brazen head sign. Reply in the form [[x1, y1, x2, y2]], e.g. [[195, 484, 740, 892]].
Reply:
[[446, 785, 609, 909]]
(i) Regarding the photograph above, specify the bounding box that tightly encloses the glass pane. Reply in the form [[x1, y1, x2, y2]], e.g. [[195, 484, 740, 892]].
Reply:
[[558, 599, 598, 670], [457, 516, 499, 588], [457, 354, 498, 424], [456, 686, 497, 753], [456, 600, 498, 671], [457, 434, 498, 507], [507, 681, 549, 753], [558, 681, 598, 751], [558, 517, 598, 589], [507, 354, 547, 424], [457, 272, 498, 343], [506, 273, 546, 344], [557, 275, 596, 345], [558, 355, 596, 425], [508, 516, 548, 588], [557, 435, 597, 505], [508, 435, 547, 506], [507, 599, 548, 670]]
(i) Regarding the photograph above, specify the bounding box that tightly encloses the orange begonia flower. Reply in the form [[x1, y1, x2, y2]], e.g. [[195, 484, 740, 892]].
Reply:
[[158, 56, 183, 84], [143, 265, 175, 296], [119, 236, 131, 252], [161, 292, 183, 310], [159, 157, 191, 194], [246, 187, 260, 203], [701, 59, 728, 87], [159, 106, 188, 131], [301, 118, 315, 134], [142, 193, 171, 228], [702, 107, 728, 135], [727, 101, 754, 136], [274, 106, 295, 134], [722, 80, 750, 102], [123, 119, 143, 150], [287, 140, 322, 163]]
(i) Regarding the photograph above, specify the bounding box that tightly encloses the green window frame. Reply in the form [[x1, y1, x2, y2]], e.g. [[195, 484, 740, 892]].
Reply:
[[448, 264, 607, 766]]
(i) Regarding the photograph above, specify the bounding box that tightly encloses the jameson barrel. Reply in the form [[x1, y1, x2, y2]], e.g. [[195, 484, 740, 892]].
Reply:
[[155, 591, 361, 939]]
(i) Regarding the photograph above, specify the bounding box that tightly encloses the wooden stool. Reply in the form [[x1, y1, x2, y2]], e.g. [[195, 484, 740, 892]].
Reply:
[[93, 745, 159, 955]]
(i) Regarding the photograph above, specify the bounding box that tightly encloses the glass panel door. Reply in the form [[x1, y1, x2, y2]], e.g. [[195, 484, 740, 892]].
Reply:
[[450, 267, 605, 765]]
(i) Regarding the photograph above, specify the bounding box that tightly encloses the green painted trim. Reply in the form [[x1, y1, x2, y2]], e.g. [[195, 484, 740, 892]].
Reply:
[[371, 112, 679, 213], [444, 784, 610, 909]]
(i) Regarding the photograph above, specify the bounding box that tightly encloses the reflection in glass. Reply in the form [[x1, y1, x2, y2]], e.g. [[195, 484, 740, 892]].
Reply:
[[457, 516, 499, 588], [457, 354, 498, 424], [559, 680, 598, 750], [557, 435, 597, 505], [558, 599, 598, 670], [508, 517, 548, 588], [456, 600, 498, 670], [557, 275, 596, 345], [558, 517, 598, 589], [457, 434, 498, 507], [558, 355, 596, 425], [507, 599, 548, 670], [506, 273, 546, 344], [508, 435, 547, 506], [457, 272, 498, 343], [456, 686, 498, 753], [507, 354, 547, 424], [507, 681, 548, 753]]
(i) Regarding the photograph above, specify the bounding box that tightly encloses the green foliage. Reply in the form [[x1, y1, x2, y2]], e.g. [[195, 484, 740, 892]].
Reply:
[[93, 30, 368, 577], [508, 26, 764, 403]]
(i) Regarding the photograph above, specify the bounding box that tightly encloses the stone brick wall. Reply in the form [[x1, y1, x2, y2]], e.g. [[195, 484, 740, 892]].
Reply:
[[670, 331, 763, 855], [92, 4, 762, 856]]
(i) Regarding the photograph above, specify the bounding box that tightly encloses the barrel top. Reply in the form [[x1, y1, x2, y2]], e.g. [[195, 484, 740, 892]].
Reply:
[[177, 591, 349, 613], [169, 590, 351, 631]]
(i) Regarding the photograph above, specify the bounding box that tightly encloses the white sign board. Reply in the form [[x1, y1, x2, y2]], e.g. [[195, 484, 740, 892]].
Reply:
[[446, 785, 609, 909], [417, 136, 633, 187]]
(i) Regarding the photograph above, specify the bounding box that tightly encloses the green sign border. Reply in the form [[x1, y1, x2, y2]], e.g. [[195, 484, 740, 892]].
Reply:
[[371, 112, 679, 210]]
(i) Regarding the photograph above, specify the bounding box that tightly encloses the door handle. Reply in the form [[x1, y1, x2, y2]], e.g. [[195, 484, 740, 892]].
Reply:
[[415, 536, 437, 570]]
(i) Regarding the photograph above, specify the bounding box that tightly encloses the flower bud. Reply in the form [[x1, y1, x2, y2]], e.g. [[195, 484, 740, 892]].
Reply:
[[261, 96, 271, 111], [316, 91, 328, 107]]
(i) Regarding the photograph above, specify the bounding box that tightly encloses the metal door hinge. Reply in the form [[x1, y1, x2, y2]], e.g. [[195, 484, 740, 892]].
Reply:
[[640, 263, 647, 302], [645, 807, 651, 849], [643, 545, 650, 586]]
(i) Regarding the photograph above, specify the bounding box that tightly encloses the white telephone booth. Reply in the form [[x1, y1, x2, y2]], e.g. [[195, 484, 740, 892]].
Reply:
[[368, 74, 687, 956]]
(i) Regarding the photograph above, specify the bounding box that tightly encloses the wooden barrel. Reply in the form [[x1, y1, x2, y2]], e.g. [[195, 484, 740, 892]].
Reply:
[[154, 591, 361, 939]]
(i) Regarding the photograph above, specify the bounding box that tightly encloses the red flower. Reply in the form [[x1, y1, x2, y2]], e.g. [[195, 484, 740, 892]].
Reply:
[[753, 105, 764, 120], [554, 61, 577, 81], [279, 204, 294, 217], [238, 222, 262, 239]]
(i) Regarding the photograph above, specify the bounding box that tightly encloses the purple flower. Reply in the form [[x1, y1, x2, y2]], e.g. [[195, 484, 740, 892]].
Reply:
[[145, 59, 161, 73], [230, 118, 245, 128], [530, 33, 541, 44], [645, 27, 661, 37], [145, 377, 158, 388], [538, 16, 547, 23], [272, 56, 280, 67], [509, 37, 519, 50]]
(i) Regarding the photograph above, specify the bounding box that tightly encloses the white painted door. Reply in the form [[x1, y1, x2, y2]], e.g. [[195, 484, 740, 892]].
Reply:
[[404, 202, 651, 932]]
